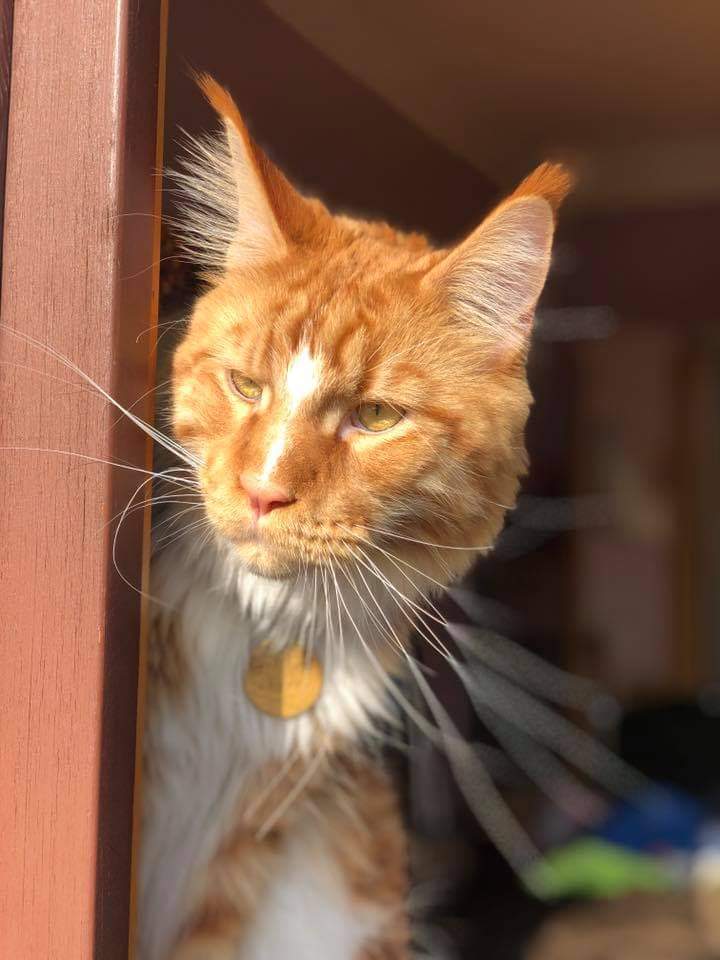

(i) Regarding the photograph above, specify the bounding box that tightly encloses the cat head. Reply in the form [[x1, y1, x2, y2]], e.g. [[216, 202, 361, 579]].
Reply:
[[171, 76, 571, 582]]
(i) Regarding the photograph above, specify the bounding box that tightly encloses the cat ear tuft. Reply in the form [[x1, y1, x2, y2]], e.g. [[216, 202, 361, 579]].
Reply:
[[509, 161, 574, 216], [172, 74, 319, 275], [425, 163, 573, 351]]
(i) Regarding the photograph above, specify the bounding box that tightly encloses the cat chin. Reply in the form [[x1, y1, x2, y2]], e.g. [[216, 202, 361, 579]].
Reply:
[[207, 516, 300, 579], [231, 540, 303, 581]]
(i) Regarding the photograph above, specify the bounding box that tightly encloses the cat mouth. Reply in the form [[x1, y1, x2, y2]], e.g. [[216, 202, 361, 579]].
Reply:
[[221, 517, 369, 570]]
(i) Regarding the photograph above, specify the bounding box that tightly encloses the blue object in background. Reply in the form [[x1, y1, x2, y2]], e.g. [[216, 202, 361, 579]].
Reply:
[[594, 785, 704, 853]]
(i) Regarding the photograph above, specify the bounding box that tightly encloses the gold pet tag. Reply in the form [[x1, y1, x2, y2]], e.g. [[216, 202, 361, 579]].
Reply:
[[244, 642, 323, 719]]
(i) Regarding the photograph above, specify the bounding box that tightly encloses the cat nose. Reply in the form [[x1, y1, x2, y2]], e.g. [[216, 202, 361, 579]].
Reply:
[[239, 473, 295, 519]]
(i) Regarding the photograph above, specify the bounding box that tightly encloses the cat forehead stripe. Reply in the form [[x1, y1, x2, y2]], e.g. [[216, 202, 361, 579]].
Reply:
[[285, 346, 321, 413], [258, 347, 322, 483], [259, 424, 288, 484]]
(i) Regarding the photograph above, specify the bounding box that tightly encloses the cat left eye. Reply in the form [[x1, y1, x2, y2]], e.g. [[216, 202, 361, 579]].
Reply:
[[228, 370, 262, 402], [354, 401, 405, 433]]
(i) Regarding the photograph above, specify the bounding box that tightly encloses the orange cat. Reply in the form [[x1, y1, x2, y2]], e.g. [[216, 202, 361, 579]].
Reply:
[[138, 76, 571, 960]]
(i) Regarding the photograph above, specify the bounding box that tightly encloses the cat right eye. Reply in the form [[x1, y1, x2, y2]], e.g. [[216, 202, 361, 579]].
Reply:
[[228, 370, 263, 402], [354, 401, 405, 433]]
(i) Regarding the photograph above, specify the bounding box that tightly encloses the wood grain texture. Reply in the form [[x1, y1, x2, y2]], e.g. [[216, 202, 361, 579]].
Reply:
[[0, 0, 13, 278], [0, 1, 164, 957]]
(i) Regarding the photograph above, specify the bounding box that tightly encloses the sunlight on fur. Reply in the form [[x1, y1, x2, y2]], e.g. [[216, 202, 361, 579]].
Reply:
[[138, 75, 576, 960], [1, 76, 646, 960]]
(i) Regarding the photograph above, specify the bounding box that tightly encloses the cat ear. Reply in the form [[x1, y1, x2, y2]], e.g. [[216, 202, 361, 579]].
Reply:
[[175, 75, 320, 274], [424, 163, 573, 352]]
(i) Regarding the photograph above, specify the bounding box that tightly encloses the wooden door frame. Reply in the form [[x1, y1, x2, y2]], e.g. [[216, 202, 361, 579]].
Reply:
[[0, 0, 13, 275], [0, 1, 167, 956]]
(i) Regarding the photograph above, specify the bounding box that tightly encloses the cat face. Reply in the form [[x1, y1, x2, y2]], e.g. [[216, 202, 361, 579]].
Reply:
[[171, 77, 571, 581]]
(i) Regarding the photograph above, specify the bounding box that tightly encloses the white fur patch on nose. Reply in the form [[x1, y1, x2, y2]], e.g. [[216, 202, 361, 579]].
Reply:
[[260, 424, 288, 484], [285, 345, 321, 413], [259, 346, 321, 483]]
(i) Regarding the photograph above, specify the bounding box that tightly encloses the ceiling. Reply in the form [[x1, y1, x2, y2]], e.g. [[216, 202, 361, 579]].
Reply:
[[267, 0, 720, 206]]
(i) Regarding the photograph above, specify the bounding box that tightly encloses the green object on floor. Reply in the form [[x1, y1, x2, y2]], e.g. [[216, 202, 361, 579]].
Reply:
[[524, 838, 676, 901]]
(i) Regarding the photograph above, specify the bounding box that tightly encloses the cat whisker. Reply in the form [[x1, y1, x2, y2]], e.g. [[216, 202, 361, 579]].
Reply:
[[363, 523, 492, 553], [340, 548, 444, 655], [350, 545, 454, 661], [243, 752, 302, 825], [152, 506, 207, 547], [339, 557, 539, 876], [320, 565, 335, 682], [112, 473, 176, 608], [120, 253, 186, 283], [1, 324, 202, 471], [333, 552, 548, 875], [0, 445, 198, 489], [134, 314, 187, 344], [256, 746, 329, 842], [338, 525, 450, 614], [448, 610, 601, 710], [327, 554, 348, 673], [381, 574, 645, 801], [404, 654, 540, 874], [305, 565, 319, 663], [449, 644, 646, 798], [110, 377, 174, 428], [472, 707, 606, 826], [345, 539, 643, 850], [327, 560, 426, 721], [103, 467, 201, 531], [320, 565, 399, 744], [154, 515, 213, 552], [104, 491, 201, 531], [0, 359, 100, 396], [336, 555, 408, 656]]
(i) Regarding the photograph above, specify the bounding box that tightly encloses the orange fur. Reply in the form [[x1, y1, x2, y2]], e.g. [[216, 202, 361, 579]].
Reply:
[[163, 753, 408, 959], [142, 77, 571, 960], [172, 83, 569, 580], [511, 160, 574, 216]]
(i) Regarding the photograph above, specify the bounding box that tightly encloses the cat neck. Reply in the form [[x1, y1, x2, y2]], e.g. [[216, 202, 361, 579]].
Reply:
[[142, 527, 414, 960], [149, 527, 412, 759]]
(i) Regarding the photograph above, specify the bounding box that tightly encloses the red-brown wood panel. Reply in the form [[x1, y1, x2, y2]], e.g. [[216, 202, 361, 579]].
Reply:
[[0, 1, 166, 957], [0, 0, 13, 272]]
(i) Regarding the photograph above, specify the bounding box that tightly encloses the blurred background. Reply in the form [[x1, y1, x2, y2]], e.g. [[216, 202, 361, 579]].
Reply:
[[159, 2, 720, 957]]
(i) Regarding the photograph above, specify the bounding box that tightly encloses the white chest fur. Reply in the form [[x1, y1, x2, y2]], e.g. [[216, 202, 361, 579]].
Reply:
[[137, 537, 400, 960]]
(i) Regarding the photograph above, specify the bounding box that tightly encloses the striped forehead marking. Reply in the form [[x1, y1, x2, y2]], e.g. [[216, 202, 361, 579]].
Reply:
[[259, 345, 322, 483], [285, 344, 322, 413]]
